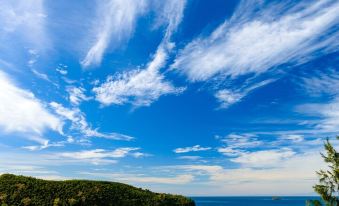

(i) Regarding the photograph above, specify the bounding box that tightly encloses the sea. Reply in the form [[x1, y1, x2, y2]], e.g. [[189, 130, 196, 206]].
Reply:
[[191, 196, 322, 206]]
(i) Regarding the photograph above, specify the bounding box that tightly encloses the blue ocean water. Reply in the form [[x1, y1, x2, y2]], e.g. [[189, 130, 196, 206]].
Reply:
[[191, 196, 322, 206]]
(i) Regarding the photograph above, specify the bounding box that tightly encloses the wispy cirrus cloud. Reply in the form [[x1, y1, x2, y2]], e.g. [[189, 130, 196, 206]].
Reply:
[[172, 0, 338, 109], [279, 134, 304, 143], [217, 133, 262, 157], [297, 98, 339, 132], [49, 102, 133, 141], [59, 148, 139, 159], [217, 133, 262, 148], [231, 148, 296, 168], [159, 137, 332, 195], [57, 148, 143, 165], [297, 68, 339, 132], [22, 140, 66, 151], [301, 68, 339, 97], [165, 152, 323, 195], [0, 65, 132, 150], [173, 0, 338, 81], [93, 47, 185, 107], [216, 132, 326, 160], [215, 79, 275, 108], [81, 0, 147, 68], [81, 171, 194, 185], [174, 145, 211, 154], [177, 156, 202, 161], [66, 86, 91, 106], [56, 64, 68, 75], [93, 0, 186, 107]]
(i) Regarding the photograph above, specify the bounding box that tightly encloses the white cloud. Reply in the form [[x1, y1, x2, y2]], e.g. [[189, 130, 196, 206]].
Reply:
[[66, 86, 91, 105], [60, 148, 138, 159], [93, 0, 186, 107], [217, 133, 264, 157], [297, 69, 339, 132], [172, 0, 338, 81], [173, 165, 224, 174], [177, 156, 202, 161], [174, 145, 211, 153], [27, 50, 59, 86], [23, 140, 65, 151], [49, 102, 133, 141], [298, 98, 339, 132], [27, 49, 38, 67], [56, 64, 68, 75], [217, 133, 263, 156], [0, 164, 63, 180], [130, 152, 149, 158], [224, 151, 324, 186], [231, 148, 296, 168], [220, 133, 262, 147], [84, 129, 133, 141], [81, 171, 194, 185], [215, 79, 275, 108], [280, 134, 304, 142], [93, 47, 185, 107], [0, 70, 62, 135], [152, 0, 187, 40], [58, 148, 142, 165], [56, 68, 67, 75], [301, 68, 339, 97], [217, 147, 244, 157], [0, 150, 108, 173], [81, 0, 147, 68], [31, 68, 50, 82], [315, 100, 339, 132], [124, 174, 194, 184], [161, 147, 327, 195], [0, 0, 49, 49], [215, 90, 243, 108]]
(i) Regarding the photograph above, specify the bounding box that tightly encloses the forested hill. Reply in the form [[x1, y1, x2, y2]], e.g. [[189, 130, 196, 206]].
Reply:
[[0, 174, 195, 206]]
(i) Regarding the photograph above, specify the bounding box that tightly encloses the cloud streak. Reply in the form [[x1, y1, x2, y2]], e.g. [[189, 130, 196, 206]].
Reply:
[[66, 86, 91, 105], [81, 171, 194, 185], [215, 79, 275, 108], [172, 0, 339, 81], [93, 0, 186, 107], [297, 68, 339, 132], [50, 102, 133, 141], [57, 148, 141, 165], [81, 0, 147, 68], [174, 145, 211, 153], [93, 47, 185, 107], [231, 148, 296, 168]]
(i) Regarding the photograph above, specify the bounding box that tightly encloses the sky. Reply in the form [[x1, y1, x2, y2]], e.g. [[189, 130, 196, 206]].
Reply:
[[0, 0, 338, 196]]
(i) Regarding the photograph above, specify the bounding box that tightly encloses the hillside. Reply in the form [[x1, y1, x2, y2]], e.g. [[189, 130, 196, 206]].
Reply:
[[0, 174, 195, 206]]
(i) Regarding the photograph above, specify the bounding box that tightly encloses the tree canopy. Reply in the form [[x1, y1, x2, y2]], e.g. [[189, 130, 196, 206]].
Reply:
[[308, 137, 339, 206], [0, 174, 195, 206]]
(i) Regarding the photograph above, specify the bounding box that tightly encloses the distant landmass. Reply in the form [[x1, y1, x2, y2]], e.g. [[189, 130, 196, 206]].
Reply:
[[0, 174, 195, 206], [191, 196, 323, 206]]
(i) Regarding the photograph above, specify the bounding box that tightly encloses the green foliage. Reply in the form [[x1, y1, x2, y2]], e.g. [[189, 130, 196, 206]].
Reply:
[[306, 200, 322, 206], [0, 174, 195, 206], [310, 137, 339, 206]]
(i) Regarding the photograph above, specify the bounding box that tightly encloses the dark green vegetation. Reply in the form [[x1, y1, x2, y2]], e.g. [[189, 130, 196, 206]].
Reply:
[[0, 174, 195, 206], [307, 136, 339, 206]]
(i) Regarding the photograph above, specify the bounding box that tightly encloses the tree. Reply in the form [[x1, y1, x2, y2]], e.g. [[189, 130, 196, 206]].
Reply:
[[311, 136, 339, 206]]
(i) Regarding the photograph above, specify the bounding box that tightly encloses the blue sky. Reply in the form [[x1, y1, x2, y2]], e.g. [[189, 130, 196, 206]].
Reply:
[[0, 0, 338, 196]]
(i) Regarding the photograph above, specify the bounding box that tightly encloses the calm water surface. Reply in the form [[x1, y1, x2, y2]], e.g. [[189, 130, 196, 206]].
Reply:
[[191, 196, 322, 206]]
